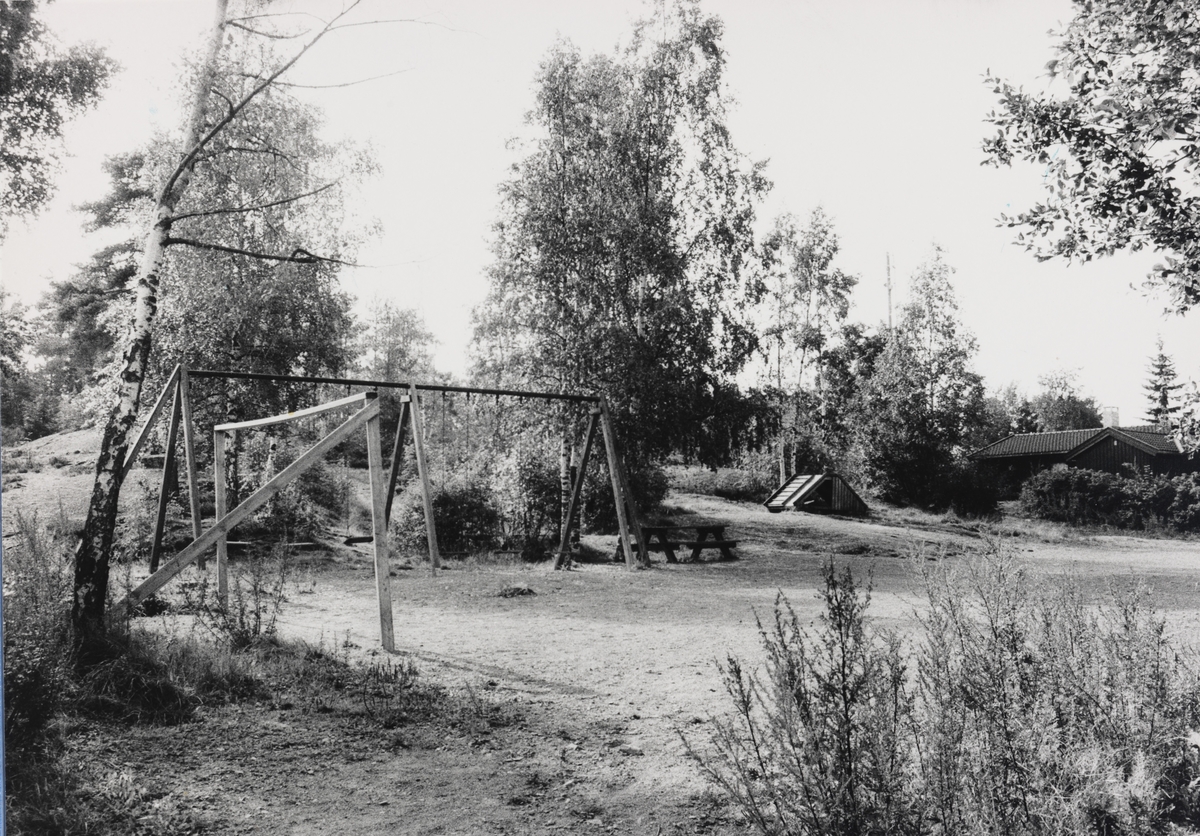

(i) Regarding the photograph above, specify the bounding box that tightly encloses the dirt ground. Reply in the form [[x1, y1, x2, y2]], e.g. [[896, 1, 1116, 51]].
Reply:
[[7, 432, 1200, 834]]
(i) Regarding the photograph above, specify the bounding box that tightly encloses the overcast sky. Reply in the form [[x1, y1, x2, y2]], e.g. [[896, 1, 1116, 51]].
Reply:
[[2, 0, 1196, 425]]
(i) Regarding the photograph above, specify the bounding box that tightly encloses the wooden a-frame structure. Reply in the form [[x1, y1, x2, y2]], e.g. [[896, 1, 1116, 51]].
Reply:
[[117, 367, 648, 651]]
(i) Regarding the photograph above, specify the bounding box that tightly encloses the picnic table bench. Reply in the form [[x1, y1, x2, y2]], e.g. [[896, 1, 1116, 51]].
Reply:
[[614, 524, 738, 563]]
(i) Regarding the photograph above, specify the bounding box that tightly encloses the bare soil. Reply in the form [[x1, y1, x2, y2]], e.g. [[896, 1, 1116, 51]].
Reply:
[[7, 432, 1200, 834]]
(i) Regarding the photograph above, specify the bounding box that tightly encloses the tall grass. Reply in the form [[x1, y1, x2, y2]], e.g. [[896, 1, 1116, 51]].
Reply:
[[3, 511, 515, 833], [697, 547, 1200, 835], [4, 511, 75, 750]]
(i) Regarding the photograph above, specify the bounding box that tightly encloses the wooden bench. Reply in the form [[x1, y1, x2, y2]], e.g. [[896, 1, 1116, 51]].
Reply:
[[680, 538, 739, 562], [613, 524, 738, 563]]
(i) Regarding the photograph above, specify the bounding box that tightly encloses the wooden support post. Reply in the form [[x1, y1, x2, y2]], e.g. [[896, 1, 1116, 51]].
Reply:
[[121, 364, 182, 480], [365, 411, 396, 652], [148, 386, 182, 573], [407, 385, 440, 572], [179, 368, 205, 569], [121, 397, 379, 609], [213, 429, 230, 606], [554, 410, 599, 570], [598, 396, 643, 569], [385, 397, 411, 526]]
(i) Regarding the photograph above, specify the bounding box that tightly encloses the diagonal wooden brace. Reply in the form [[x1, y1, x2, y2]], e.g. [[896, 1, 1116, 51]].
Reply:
[[120, 396, 380, 611]]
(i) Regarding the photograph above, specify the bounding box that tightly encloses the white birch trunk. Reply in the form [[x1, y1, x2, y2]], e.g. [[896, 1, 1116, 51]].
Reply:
[[72, 0, 229, 639]]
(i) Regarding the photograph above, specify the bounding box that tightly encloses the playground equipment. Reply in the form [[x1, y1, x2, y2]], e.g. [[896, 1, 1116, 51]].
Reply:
[[116, 366, 648, 650], [763, 471, 868, 517]]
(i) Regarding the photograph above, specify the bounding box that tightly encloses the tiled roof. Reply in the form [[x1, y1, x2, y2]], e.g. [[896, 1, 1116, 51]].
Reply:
[[972, 426, 1182, 460], [1113, 426, 1181, 453], [972, 429, 1102, 459]]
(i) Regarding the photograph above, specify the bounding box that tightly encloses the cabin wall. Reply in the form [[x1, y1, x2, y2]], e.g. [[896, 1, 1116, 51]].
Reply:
[[830, 477, 868, 516]]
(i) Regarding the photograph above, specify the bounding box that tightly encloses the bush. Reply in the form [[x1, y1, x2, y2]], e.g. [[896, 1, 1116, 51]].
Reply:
[[234, 432, 344, 541], [579, 460, 669, 534], [944, 460, 1000, 518], [491, 447, 561, 556], [668, 465, 777, 503], [699, 563, 915, 834], [3, 512, 74, 751], [180, 545, 292, 650], [1021, 467, 1200, 532], [390, 479, 502, 555], [697, 549, 1200, 836]]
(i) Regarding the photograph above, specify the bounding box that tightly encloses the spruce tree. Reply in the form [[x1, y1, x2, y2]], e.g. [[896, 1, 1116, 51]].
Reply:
[[1144, 338, 1183, 426]]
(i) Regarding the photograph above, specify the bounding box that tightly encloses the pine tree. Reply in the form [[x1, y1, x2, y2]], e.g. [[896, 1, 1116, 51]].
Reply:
[[1144, 338, 1183, 427]]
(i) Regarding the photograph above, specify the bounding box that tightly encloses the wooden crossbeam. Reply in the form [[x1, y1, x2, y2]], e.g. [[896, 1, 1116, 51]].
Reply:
[[385, 397, 411, 525], [148, 384, 182, 573], [214, 391, 369, 433], [213, 428, 230, 604], [179, 368, 204, 568], [365, 410, 395, 651], [598, 396, 645, 569]]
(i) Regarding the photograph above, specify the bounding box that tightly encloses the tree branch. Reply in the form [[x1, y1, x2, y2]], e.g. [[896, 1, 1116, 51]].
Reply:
[[171, 181, 339, 222], [275, 67, 412, 90], [226, 20, 307, 40], [160, 0, 364, 202], [164, 237, 358, 267], [326, 17, 457, 35]]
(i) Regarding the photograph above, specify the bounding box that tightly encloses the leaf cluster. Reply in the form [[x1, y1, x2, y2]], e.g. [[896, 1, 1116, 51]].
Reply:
[[984, 0, 1200, 311], [0, 0, 117, 232]]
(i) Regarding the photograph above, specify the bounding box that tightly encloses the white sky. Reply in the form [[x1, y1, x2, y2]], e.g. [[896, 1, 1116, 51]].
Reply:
[[2, 0, 1196, 425]]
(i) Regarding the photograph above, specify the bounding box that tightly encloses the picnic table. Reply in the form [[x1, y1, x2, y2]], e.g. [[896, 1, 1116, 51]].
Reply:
[[614, 524, 738, 563]]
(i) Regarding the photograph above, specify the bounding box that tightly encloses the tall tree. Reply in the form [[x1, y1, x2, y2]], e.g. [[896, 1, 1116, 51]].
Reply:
[[0, 289, 28, 384], [759, 208, 857, 479], [899, 247, 981, 437], [1031, 369, 1103, 431], [1144, 337, 1182, 427], [0, 0, 116, 234], [357, 299, 438, 383], [850, 249, 984, 508], [72, 0, 382, 642], [983, 0, 1200, 312], [36, 237, 140, 397], [474, 1, 767, 482]]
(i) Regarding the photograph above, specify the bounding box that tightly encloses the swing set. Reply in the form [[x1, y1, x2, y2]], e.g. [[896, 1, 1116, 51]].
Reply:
[[117, 366, 649, 651]]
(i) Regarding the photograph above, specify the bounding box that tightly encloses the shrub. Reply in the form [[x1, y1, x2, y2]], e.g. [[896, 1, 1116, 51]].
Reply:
[[943, 460, 1000, 518], [696, 548, 1200, 836], [699, 563, 916, 835], [3, 512, 74, 751], [1021, 467, 1200, 533], [234, 432, 344, 541], [390, 479, 502, 555], [180, 545, 291, 650], [491, 447, 561, 556], [668, 465, 778, 503], [579, 460, 668, 534]]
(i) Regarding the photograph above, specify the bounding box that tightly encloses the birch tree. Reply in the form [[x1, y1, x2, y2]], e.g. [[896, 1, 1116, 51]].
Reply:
[[72, 0, 386, 642], [759, 208, 857, 480], [474, 0, 767, 473]]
